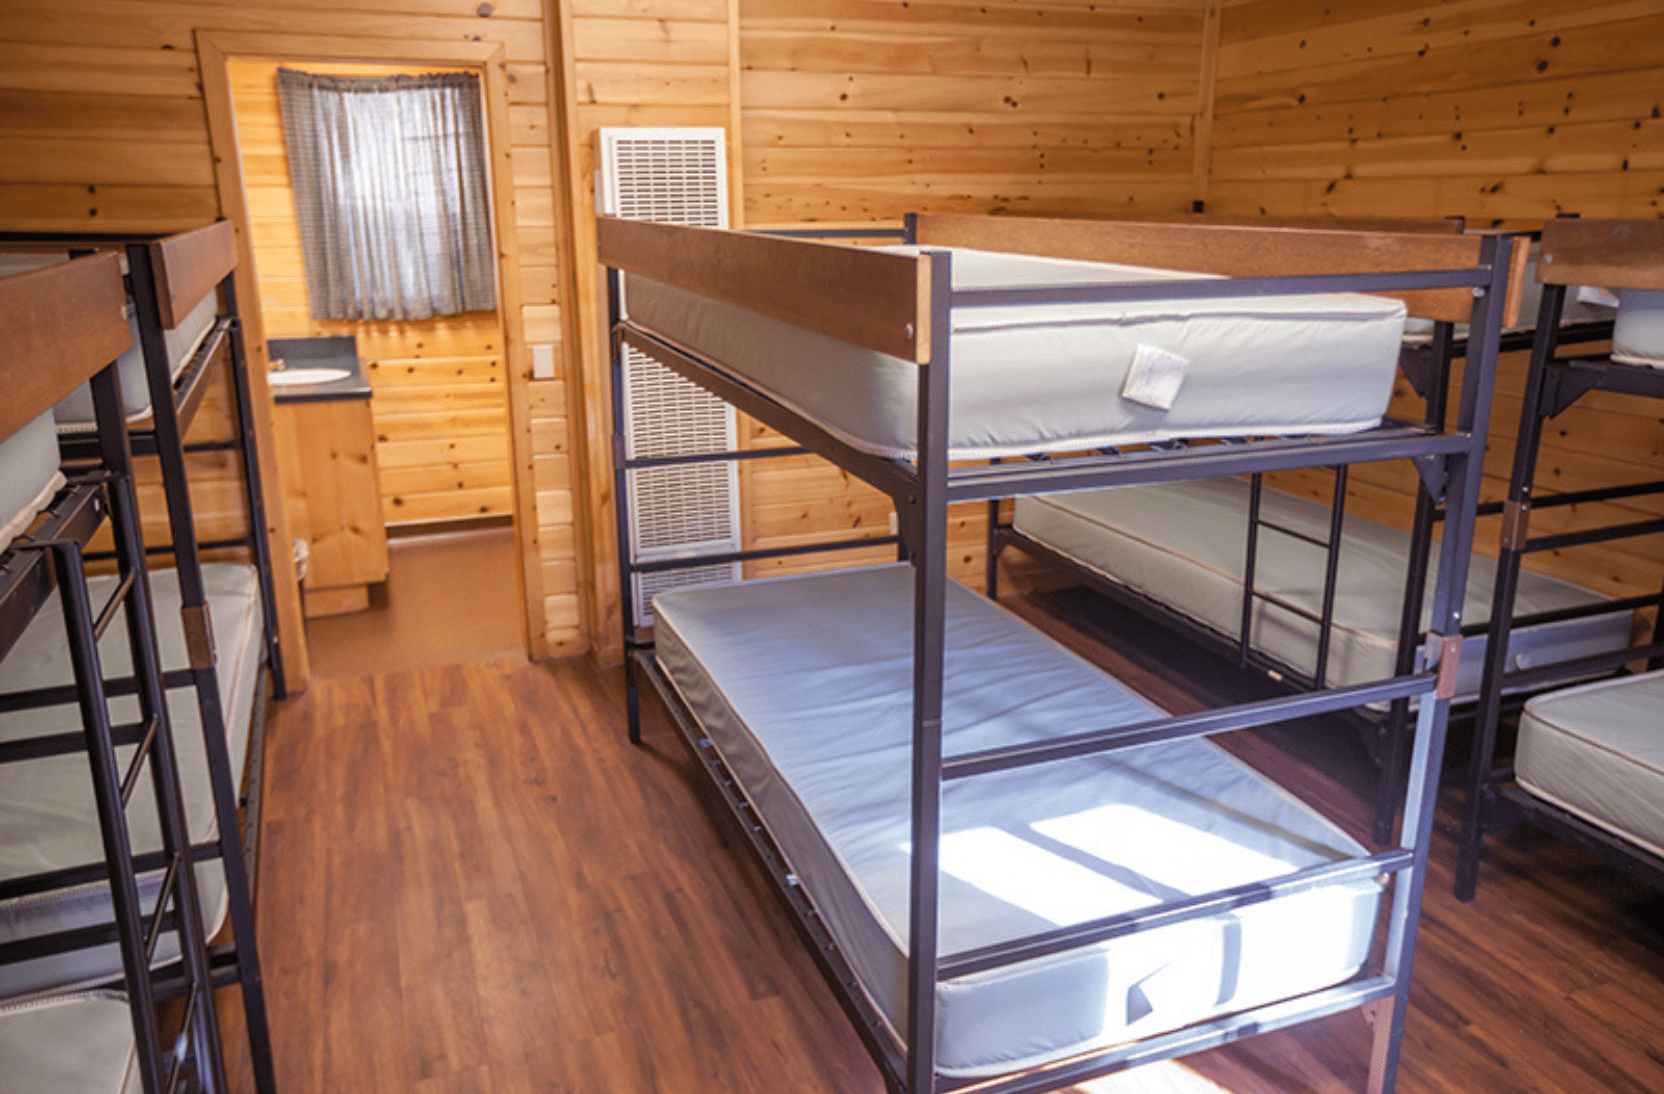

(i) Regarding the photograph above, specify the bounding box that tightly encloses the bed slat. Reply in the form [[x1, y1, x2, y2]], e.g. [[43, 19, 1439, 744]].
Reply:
[[913, 214, 1489, 323], [0, 253, 128, 441], [1539, 218, 1664, 292], [147, 220, 236, 329], [598, 216, 931, 363]]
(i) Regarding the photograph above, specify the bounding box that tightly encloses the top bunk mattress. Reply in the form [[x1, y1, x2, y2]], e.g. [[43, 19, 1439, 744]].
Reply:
[[0, 251, 216, 429], [0, 411, 64, 555], [1515, 667, 1664, 860], [1012, 478, 1634, 701], [626, 246, 1409, 460], [652, 564, 1382, 1078]]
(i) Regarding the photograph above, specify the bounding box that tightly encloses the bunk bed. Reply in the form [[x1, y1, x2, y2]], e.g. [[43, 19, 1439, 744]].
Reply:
[[600, 212, 1514, 1093], [1456, 217, 1664, 900], [0, 223, 279, 1092], [983, 215, 1628, 844], [0, 254, 231, 1093]]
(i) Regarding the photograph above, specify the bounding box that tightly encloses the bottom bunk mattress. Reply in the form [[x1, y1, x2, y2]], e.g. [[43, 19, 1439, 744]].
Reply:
[[0, 992, 138, 1094], [652, 565, 1382, 1078], [1515, 668, 1664, 860], [1012, 479, 1631, 701], [0, 563, 264, 999]]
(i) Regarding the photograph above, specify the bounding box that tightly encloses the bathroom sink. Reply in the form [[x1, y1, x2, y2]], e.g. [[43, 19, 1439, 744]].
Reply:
[[268, 366, 351, 386]]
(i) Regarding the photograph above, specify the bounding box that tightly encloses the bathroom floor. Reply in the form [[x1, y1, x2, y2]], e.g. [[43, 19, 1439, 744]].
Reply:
[[302, 522, 525, 679]]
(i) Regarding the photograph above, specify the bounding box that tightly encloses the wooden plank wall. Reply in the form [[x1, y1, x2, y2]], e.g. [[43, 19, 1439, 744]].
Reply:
[[1209, 0, 1664, 603], [0, 0, 587, 667], [227, 58, 515, 529], [739, 0, 1208, 224]]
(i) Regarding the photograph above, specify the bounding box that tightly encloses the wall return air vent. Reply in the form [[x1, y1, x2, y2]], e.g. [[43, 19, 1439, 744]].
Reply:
[[597, 127, 740, 627]]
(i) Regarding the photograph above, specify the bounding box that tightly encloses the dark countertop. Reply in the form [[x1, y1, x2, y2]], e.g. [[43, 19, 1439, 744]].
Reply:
[[267, 335, 373, 404]]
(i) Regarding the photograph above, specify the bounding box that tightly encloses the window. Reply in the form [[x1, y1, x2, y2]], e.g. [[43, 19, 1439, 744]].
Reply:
[[277, 69, 497, 321]]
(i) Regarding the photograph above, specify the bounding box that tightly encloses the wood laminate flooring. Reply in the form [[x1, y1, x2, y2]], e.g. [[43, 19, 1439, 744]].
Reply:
[[244, 585, 1664, 1094]]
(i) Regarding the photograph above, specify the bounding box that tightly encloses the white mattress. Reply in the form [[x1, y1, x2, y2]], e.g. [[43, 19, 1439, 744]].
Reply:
[[626, 246, 1408, 460], [0, 411, 63, 554], [53, 292, 218, 430], [0, 992, 138, 1094], [652, 565, 1381, 1077], [1012, 479, 1632, 701], [1516, 668, 1664, 859], [0, 249, 213, 429], [1612, 289, 1664, 368], [0, 563, 264, 999]]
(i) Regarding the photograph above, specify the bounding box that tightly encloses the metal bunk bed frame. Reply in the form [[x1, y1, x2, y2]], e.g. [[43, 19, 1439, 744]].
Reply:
[[599, 213, 1515, 1094], [1456, 217, 1664, 900], [1, 253, 231, 1093], [0, 222, 280, 1092], [982, 216, 1623, 849]]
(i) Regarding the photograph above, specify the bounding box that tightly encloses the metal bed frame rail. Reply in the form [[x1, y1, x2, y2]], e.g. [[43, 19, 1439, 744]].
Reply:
[[0, 254, 231, 1094], [600, 213, 1514, 1094], [1456, 217, 1664, 901], [0, 224, 280, 1092]]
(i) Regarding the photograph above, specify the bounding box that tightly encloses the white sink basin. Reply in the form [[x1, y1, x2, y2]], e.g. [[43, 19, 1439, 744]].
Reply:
[[268, 366, 351, 386]]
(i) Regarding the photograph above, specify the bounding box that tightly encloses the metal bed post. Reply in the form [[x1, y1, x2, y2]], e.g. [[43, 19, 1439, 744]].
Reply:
[[1239, 473, 1265, 669], [218, 270, 287, 700], [125, 242, 276, 1093], [608, 265, 644, 744], [1452, 281, 1566, 902], [1375, 320, 1456, 845], [904, 249, 952, 1094], [1370, 233, 1511, 1091]]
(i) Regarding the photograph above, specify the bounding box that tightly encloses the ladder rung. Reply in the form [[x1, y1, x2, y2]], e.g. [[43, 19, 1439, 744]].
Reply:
[[118, 715, 162, 806], [143, 853, 183, 965], [89, 569, 136, 641], [1252, 519, 1332, 551]]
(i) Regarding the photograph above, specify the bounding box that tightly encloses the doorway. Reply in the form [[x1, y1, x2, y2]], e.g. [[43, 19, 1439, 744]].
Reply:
[[196, 31, 548, 675]]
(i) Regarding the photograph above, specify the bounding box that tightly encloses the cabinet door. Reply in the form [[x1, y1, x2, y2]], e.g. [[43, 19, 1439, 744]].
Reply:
[[276, 399, 389, 590]]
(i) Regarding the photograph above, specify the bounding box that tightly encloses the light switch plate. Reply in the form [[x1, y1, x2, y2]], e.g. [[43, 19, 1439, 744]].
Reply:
[[531, 343, 556, 380]]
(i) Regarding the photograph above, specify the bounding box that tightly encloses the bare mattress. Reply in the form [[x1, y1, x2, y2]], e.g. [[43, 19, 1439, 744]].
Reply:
[[625, 246, 1408, 460], [1515, 668, 1664, 859], [652, 565, 1382, 1077], [1012, 478, 1632, 701], [0, 563, 264, 998]]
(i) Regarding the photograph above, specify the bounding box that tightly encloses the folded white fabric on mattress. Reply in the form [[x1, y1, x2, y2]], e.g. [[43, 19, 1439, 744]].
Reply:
[[652, 565, 1381, 1077], [0, 563, 264, 999], [0, 993, 138, 1094], [0, 412, 64, 555], [1516, 668, 1664, 859], [627, 246, 1408, 460], [1012, 478, 1632, 700]]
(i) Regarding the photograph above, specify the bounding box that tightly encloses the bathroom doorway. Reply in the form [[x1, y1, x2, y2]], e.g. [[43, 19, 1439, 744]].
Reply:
[[197, 32, 549, 677]]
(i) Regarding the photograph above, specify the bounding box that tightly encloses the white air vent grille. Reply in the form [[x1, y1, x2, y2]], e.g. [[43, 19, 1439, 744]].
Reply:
[[599, 127, 739, 627]]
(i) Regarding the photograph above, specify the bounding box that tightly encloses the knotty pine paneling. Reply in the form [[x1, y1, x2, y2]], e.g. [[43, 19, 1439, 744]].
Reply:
[[1, 0, 582, 670], [739, 0, 1209, 224], [1212, 0, 1664, 609]]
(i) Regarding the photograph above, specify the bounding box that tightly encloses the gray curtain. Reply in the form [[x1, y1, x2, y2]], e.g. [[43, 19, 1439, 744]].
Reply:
[[277, 69, 497, 321]]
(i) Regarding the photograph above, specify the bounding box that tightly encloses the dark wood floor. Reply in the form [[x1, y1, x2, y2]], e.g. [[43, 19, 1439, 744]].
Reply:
[[244, 584, 1664, 1094]]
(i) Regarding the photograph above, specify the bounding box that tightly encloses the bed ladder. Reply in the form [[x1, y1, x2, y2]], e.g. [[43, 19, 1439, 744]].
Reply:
[[3, 363, 232, 1094]]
